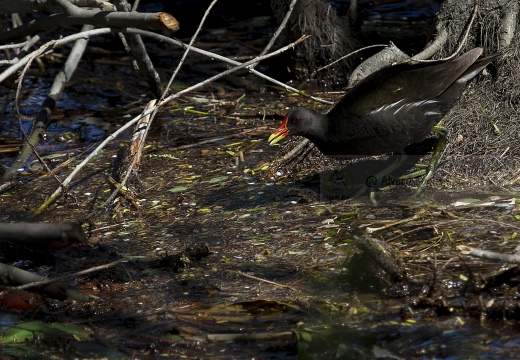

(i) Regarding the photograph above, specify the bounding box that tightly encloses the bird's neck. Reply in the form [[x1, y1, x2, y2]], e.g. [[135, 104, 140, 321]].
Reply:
[[304, 112, 331, 151], [305, 111, 330, 147]]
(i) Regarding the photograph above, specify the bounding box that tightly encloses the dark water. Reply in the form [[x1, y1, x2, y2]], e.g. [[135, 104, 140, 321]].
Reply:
[[1, 1, 518, 359]]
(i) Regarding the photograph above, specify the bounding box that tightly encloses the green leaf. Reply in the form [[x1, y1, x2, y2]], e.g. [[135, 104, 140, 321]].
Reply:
[[207, 176, 228, 184], [297, 331, 312, 342], [168, 186, 188, 193], [0, 321, 90, 344]]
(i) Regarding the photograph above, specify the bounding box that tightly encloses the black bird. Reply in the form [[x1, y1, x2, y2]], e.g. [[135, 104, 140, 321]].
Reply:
[[268, 48, 501, 192]]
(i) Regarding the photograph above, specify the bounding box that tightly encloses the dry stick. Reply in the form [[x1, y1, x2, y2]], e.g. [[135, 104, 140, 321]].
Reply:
[[158, 36, 309, 112], [0, 27, 113, 85], [131, 0, 140, 12], [317, 44, 388, 72], [412, 4, 478, 62], [128, 29, 333, 105], [385, 218, 520, 244], [115, 0, 163, 97], [165, 0, 219, 96], [190, 331, 294, 342], [0, 6, 177, 43], [3, 24, 94, 183], [10, 33, 82, 186], [0, 40, 31, 51], [500, 0, 519, 50], [365, 209, 426, 233], [250, 0, 299, 69], [457, 245, 520, 263], [0, 27, 330, 106], [32, 35, 311, 216], [172, 127, 268, 151], [234, 271, 298, 292], [107, 0, 220, 207], [1, 259, 126, 297], [275, 138, 311, 164]]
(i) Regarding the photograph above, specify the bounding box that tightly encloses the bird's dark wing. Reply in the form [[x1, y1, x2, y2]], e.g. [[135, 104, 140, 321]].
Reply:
[[330, 48, 484, 119]]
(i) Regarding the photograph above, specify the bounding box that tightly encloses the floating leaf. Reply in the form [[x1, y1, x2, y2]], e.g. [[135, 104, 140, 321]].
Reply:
[[168, 186, 188, 193], [491, 121, 501, 135], [207, 176, 228, 184], [0, 321, 91, 344], [297, 331, 312, 342]]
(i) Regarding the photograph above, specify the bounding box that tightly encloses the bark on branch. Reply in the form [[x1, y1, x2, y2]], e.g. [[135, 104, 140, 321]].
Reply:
[[0, 5, 178, 43], [0, 0, 115, 13]]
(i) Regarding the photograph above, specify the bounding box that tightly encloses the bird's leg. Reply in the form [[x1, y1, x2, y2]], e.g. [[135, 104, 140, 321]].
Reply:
[[352, 151, 409, 205], [415, 125, 447, 193]]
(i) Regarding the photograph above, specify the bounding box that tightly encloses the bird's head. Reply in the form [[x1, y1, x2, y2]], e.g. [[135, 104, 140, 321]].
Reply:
[[268, 107, 322, 145]]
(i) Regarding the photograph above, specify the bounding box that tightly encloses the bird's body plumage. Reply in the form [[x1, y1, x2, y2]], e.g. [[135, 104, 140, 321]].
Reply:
[[269, 48, 501, 156]]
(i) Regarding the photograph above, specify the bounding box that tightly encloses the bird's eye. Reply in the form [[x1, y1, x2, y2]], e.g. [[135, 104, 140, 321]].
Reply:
[[293, 117, 301, 124]]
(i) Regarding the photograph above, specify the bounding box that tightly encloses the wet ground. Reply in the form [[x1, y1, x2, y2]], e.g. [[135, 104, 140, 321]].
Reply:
[[2, 2, 520, 359]]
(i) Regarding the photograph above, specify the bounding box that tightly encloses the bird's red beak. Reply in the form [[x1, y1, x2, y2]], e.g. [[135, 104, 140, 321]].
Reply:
[[268, 116, 289, 145]]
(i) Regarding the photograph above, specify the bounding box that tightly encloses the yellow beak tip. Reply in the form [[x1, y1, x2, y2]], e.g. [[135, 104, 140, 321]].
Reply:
[[268, 133, 285, 146]]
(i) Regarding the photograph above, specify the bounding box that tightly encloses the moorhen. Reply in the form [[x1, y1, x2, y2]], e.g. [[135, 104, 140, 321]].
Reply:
[[268, 48, 501, 192]]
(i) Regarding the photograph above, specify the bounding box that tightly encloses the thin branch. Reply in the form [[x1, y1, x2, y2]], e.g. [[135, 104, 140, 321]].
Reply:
[[159, 35, 310, 105], [317, 44, 388, 72], [412, 4, 478, 62], [0, 0, 115, 13], [128, 28, 333, 105], [0, 27, 113, 84], [32, 34, 311, 215], [114, 0, 164, 97], [165, 0, 219, 96], [0, 6, 178, 43], [1, 259, 125, 296], [3, 24, 94, 183], [234, 271, 298, 292], [251, 0, 299, 68], [106, 0, 220, 207], [457, 245, 520, 263], [0, 27, 331, 105]]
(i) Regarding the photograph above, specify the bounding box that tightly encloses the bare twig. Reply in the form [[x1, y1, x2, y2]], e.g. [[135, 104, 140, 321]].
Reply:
[[3, 24, 94, 183], [499, 0, 519, 50], [128, 28, 333, 105], [33, 34, 311, 215], [115, 0, 163, 97], [0, 0, 115, 13], [0, 27, 113, 84], [1, 259, 126, 296], [159, 35, 310, 105], [106, 0, 220, 207], [366, 210, 426, 233], [172, 127, 268, 150], [412, 4, 478, 62], [128, 99, 157, 169], [457, 245, 520, 263], [0, 5, 178, 43], [234, 271, 298, 292], [317, 44, 388, 72], [251, 0, 299, 68], [189, 331, 294, 342]]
